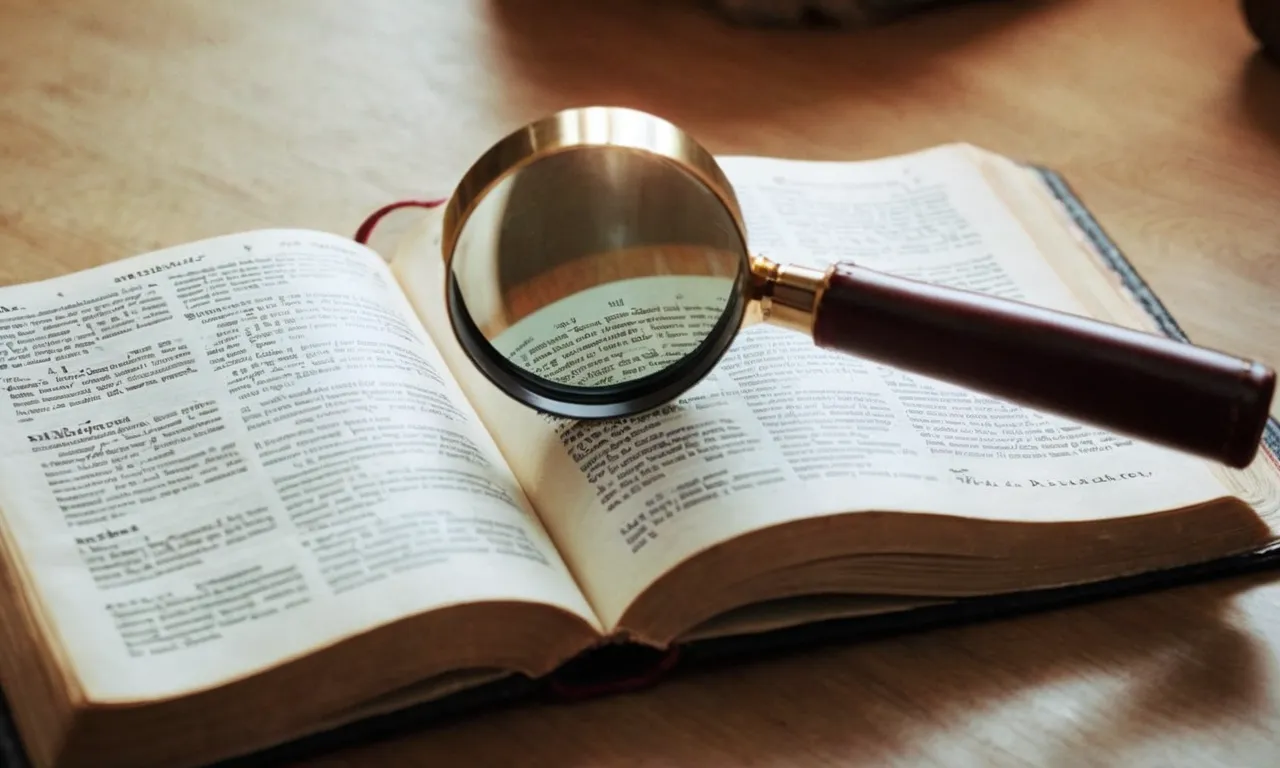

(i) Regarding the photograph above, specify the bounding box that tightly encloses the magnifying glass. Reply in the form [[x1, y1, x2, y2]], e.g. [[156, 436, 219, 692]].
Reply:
[[439, 106, 1275, 469]]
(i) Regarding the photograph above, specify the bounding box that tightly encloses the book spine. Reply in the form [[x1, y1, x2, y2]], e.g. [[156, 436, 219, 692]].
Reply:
[[544, 646, 682, 702]]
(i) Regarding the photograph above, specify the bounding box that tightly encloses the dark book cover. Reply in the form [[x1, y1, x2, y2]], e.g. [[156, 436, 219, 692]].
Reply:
[[1, 167, 1276, 768]]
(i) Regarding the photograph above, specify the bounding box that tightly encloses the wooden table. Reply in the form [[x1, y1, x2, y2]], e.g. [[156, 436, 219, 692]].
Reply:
[[4, 0, 1280, 765]]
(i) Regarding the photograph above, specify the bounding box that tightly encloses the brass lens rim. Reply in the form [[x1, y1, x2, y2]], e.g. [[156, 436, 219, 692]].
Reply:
[[440, 105, 750, 270], [439, 105, 754, 419]]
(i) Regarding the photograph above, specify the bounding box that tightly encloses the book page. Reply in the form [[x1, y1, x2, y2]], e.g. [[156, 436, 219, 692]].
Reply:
[[0, 230, 599, 703], [393, 145, 1237, 630]]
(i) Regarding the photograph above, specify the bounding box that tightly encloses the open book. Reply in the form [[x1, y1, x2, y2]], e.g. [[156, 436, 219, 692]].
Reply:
[[0, 143, 1277, 768]]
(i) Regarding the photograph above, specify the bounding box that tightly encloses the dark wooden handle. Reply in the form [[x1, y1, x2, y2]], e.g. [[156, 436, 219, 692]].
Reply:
[[811, 263, 1276, 468]]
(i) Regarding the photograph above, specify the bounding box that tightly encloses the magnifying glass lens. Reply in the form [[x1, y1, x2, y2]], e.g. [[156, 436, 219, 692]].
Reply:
[[447, 144, 748, 416]]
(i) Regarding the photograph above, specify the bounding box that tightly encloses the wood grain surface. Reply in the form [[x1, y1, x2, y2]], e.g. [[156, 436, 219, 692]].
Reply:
[[3, 0, 1280, 765]]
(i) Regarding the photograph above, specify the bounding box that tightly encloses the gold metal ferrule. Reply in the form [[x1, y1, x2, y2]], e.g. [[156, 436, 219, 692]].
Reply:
[[747, 255, 827, 335]]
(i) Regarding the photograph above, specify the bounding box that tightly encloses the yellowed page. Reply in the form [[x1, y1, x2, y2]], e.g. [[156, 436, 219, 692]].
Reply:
[[392, 144, 1235, 631], [0, 229, 600, 704]]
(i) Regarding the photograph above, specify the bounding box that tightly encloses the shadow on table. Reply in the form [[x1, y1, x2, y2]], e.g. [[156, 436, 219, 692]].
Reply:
[[480, 0, 1053, 144], [1238, 49, 1280, 143], [296, 572, 1274, 767]]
